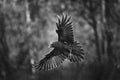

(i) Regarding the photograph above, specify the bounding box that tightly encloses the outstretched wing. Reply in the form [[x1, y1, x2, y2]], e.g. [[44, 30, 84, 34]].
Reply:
[[56, 15, 74, 44], [34, 48, 66, 71], [68, 42, 84, 63]]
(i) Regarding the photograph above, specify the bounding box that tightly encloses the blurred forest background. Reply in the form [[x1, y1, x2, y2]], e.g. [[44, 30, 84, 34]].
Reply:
[[0, 0, 120, 80]]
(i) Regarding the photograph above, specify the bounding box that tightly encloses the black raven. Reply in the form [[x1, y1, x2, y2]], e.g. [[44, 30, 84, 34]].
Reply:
[[34, 14, 84, 71]]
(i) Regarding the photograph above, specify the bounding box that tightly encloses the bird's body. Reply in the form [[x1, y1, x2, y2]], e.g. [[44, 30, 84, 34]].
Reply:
[[34, 14, 85, 71], [51, 41, 84, 62]]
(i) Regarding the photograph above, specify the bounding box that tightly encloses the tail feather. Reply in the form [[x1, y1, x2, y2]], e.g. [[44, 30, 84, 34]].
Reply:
[[68, 42, 84, 63], [68, 53, 83, 63]]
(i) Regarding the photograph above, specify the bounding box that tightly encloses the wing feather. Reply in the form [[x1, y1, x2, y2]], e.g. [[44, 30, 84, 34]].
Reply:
[[34, 49, 66, 71], [56, 14, 74, 44]]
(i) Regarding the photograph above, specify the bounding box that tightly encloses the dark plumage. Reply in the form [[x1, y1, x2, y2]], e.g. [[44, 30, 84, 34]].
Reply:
[[34, 48, 66, 71], [34, 14, 84, 71]]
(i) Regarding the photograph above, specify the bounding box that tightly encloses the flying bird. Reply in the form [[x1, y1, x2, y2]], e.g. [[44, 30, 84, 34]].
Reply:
[[34, 14, 84, 71]]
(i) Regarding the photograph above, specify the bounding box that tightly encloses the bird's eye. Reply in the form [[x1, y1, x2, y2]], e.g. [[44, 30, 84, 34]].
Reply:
[[56, 30, 58, 33]]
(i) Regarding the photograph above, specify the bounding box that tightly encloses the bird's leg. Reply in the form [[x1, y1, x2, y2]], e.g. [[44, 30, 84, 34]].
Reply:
[[69, 48, 72, 57]]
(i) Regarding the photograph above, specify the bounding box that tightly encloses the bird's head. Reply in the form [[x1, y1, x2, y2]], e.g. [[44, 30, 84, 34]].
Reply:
[[50, 41, 60, 48]]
